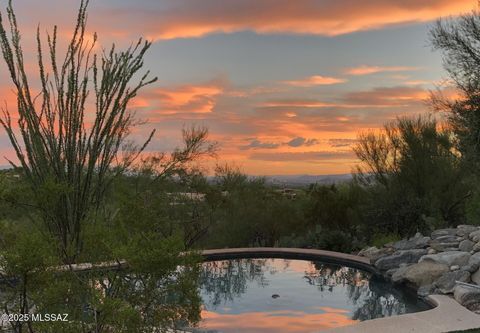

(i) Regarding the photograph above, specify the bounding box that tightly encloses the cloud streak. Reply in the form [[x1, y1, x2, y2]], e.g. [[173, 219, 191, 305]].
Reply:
[[250, 151, 355, 162], [95, 0, 473, 40], [287, 137, 319, 147], [283, 75, 346, 87], [240, 139, 281, 150], [240, 137, 320, 150], [345, 65, 420, 76]]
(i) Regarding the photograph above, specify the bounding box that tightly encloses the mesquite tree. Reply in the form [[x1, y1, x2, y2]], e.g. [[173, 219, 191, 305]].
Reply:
[[0, 0, 156, 263], [430, 12, 480, 170]]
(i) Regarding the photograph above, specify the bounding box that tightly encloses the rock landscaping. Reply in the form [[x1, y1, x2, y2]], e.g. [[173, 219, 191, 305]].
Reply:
[[358, 225, 480, 314]]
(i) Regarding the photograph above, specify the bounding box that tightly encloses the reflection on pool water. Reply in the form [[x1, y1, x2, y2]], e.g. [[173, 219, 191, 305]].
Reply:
[[185, 258, 430, 333]]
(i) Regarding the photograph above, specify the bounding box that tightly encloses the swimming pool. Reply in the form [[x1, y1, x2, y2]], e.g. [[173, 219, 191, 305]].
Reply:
[[185, 258, 430, 333]]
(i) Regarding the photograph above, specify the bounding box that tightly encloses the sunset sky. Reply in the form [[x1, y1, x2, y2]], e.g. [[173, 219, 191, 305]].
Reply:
[[0, 0, 476, 175]]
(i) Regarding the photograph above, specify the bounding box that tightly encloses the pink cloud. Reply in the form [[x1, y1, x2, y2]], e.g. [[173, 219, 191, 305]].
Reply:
[[283, 75, 347, 87], [345, 65, 420, 76], [404, 80, 432, 85], [261, 99, 333, 108]]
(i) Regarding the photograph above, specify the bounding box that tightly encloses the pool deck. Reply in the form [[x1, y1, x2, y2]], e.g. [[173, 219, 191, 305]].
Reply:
[[323, 295, 480, 333], [202, 247, 480, 333]]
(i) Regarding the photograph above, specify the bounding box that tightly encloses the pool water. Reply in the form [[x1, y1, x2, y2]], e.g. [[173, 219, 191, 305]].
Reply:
[[186, 258, 430, 333]]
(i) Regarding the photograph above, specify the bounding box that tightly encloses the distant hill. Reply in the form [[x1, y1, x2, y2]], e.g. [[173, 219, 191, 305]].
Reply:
[[0, 164, 353, 188], [263, 174, 352, 187]]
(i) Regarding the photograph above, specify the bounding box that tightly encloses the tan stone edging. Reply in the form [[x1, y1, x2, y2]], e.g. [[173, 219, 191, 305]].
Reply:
[[201, 247, 376, 273], [61, 247, 375, 273]]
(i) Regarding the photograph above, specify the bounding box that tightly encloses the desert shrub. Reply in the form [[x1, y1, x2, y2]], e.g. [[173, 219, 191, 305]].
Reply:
[[354, 116, 470, 237]]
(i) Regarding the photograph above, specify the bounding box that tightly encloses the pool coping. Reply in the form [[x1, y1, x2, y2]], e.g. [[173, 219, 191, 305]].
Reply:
[[201, 247, 480, 333], [201, 247, 377, 273]]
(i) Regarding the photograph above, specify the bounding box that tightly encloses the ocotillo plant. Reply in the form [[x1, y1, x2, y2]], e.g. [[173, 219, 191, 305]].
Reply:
[[0, 0, 157, 263]]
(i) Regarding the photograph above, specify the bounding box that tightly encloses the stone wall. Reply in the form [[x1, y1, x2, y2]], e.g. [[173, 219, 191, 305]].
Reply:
[[358, 225, 480, 314]]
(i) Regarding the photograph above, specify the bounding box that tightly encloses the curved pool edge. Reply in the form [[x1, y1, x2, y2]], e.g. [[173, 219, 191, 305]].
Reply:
[[200, 247, 480, 333], [321, 295, 480, 333], [201, 247, 379, 275]]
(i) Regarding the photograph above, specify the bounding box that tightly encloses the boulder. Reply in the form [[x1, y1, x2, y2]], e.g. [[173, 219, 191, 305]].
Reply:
[[461, 263, 479, 273], [431, 228, 458, 239], [434, 235, 463, 243], [457, 225, 479, 237], [429, 240, 460, 252], [358, 246, 393, 262], [434, 270, 470, 294], [472, 269, 480, 285], [393, 236, 430, 251], [417, 284, 437, 297], [473, 242, 480, 252], [459, 239, 475, 252], [470, 230, 480, 243], [454, 285, 480, 312], [375, 249, 428, 271], [391, 261, 449, 289], [419, 251, 471, 267], [385, 267, 399, 277], [469, 252, 480, 267]]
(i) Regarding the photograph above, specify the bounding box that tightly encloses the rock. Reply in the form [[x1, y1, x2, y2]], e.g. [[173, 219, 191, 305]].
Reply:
[[469, 252, 480, 267], [445, 248, 462, 252], [432, 228, 458, 238], [450, 265, 460, 271], [454, 285, 480, 312], [457, 225, 479, 237], [375, 249, 428, 271], [391, 261, 449, 289], [470, 230, 480, 243], [459, 239, 475, 252], [385, 268, 398, 277], [435, 235, 463, 243], [472, 269, 480, 285], [419, 251, 471, 267], [358, 246, 394, 262], [417, 284, 436, 297], [427, 248, 437, 255], [434, 270, 470, 294], [429, 240, 460, 252], [393, 236, 430, 251], [473, 242, 480, 252], [461, 263, 480, 273]]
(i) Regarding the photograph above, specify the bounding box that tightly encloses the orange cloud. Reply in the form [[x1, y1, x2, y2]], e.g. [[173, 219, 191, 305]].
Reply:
[[261, 99, 332, 108], [101, 0, 474, 40], [404, 80, 432, 85], [148, 82, 224, 115], [260, 85, 429, 111], [343, 86, 429, 105], [345, 65, 420, 76], [283, 75, 347, 87]]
